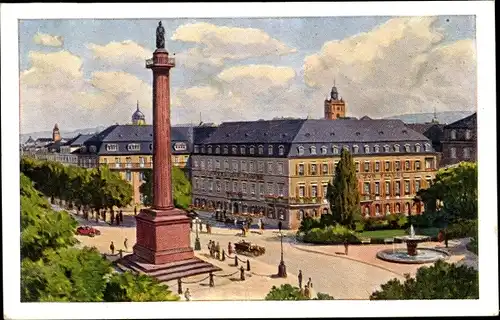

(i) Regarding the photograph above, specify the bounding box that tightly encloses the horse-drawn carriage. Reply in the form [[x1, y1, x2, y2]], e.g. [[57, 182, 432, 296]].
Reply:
[[234, 240, 266, 257]]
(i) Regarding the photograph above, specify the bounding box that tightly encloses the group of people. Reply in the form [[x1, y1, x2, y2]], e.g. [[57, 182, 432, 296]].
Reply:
[[208, 240, 222, 259], [297, 270, 315, 299], [190, 220, 212, 234], [239, 218, 265, 237], [109, 238, 128, 255]]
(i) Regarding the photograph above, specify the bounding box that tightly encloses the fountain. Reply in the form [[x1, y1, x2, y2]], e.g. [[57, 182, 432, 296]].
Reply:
[[376, 225, 450, 264]]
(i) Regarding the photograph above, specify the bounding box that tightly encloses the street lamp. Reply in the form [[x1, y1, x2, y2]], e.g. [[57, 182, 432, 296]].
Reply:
[[277, 220, 287, 278], [194, 217, 201, 250]]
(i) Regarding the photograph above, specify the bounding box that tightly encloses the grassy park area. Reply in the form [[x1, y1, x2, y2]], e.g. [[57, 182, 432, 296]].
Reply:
[[358, 227, 441, 240]]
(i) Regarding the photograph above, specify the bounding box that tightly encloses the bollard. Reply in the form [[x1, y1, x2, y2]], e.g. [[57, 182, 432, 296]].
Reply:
[[221, 250, 226, 261], [240, 266, 245, 281], [209, 272, 214, 287], [235, 255, 238, 267], [177, 278, 183, 295], [119, 249, 123, 258], [247, 259, 250, 271]]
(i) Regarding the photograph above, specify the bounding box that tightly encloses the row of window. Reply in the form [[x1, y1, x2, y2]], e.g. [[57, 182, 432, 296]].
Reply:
[[449, 129, 473, 141], [195, 144, 284, 156], [362, 202, 416, 217], [361, 178, 431, 196], [194, 158, 285, 175], [104, 143, 144, 152], [123, 170, 146, 182], [194, 178, 285, 197], [450, 147, 474, 159]]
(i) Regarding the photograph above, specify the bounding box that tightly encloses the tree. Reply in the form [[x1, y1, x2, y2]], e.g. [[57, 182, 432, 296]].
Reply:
[[417, 162, 477, 223], [326, 149, 361, 227], [265, 284, 334, 300], [103, 272, 180, 302], [370, 260, 478, 300], [139, 167, 192, 209]]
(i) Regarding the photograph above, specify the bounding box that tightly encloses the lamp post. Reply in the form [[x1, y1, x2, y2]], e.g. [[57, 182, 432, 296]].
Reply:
[[277, 220, 287, 278], [194, 217, 201, 250]]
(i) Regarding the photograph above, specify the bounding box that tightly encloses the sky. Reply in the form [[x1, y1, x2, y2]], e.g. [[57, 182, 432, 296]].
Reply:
[[18, 16, 476, 134]]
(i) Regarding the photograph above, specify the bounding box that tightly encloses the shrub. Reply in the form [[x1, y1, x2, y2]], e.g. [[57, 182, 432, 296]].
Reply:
[[302, 225, 361, 244], [265, 284, 334, 300], [298, 216, 322, 233], [447, 219, 478, 239]]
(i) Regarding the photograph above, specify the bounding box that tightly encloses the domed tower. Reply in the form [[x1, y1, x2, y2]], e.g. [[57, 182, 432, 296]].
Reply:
[[52, 123, 61, 142], [132, 101, 146, 125], [324, 82, 346, 120]]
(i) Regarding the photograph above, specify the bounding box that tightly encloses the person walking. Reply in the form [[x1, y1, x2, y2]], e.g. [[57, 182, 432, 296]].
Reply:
[[234, 217, 238, 227], [124, 238, 128, 251], [298, 270, 303, 289], [304, 284, 310, 299], [119, 210, 124, 223], [184, 288, 191, 301], [110, 241, 115, 255], [134, 206, 137, 216]]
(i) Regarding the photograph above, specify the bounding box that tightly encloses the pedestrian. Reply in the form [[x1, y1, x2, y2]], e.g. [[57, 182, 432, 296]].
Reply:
[[110, 241, 115, 255], [207, 223, 212, 234], [228, 242, 233, 255], [234, 217, 237, 227], [307, 277, 313, 289], [344, 239, 349, 256], [134, 206, 137, 216], [124, 238, 128, 251], [184, 288, 191, 301], [298, 270, 303, 288], [304, 284, 310, 299], [260, 220, 265, 235], [110, 212, 115, 225], [215, 242, 221, 259], [116, 215, 120, 226], [119, 210, 124, 223]]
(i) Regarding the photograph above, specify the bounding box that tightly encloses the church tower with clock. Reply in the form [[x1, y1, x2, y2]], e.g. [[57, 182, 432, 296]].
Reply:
[[324, 83, 346, 120]]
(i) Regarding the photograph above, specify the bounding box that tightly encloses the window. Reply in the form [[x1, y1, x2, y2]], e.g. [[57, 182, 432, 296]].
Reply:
[[258, 161, 264, 173], [298, 185, 305, 198], [404, 144, 411, 153], [258, 145, 264, 155], [242, 182, 247, 194], [363, 182, 370, 195], [463, 147, 471, 159], [277, 162, 284, 175], [311, 185, 318, 198], [139, 157, 145, 168], [321, 146, 327, 155], [465, 129, 472, 140], [267, 183, 274, 195], [375, 205, 380, 216], [364, 145, 370, 154], [240, 145, 246, 155], [385, 204, 391, 215], [404, 180, 410, 194], [215, 145, 220, 154], [277, 183, 284, 196], [139, 171, 145, 182], [200, 160, 205, 170], [374, 145, 380, 153], [216, 180, 221, 192], [310, 146, 317, 155], [125, 170, 132, 181], [321, 184, 328, 197], [415, 144, 421, 152], [194, 178, 199, 190], [251, 183, 256, 195], [249, 145, 255, 155], [267, 161, 273, 174], [384, 145, 390, 153], [106, 144, 118, 152], [425, 158, 433, 169], [450, 147, 457, 159], [259, 183, 265, 196], [364, 161, 370, 172], [322, 163, 328, 175], [298, 164, 305, 176], [278, 145, 285, 156], [385, 161, 390, 171], [394, 144, 400, 152], [201, 146, 205, 153], [297, 146, 305, 155], [395, 161, 401, 171], [232, 181, 238, 192], [424, 143, 431, 152], [201, 179, 206, 191], [415, 160, 421, 171], [207, 159, 212, 170], [385, 181, 391, 195], [223, 145, 229, 154], [375, 182, 380, 195], [194, 145, 200, 153], [415, 179, 421, 192], [395, 181, 401, 195], [249, 161, 255, 172], [225, 180, 230, 192], [395, 203, 401, 213], [224, 160, 229, 171], [126, 157, 132, 168], [375, 161, 380, 172], [332, 145, 339, 155], [268, 145, 274, 155], [405, 160, 410, 171], [353, 145, 359, 154], [89, 145, 97, 153], [355, 161, 360, 172], [241, 160, 247, 172], [209, 180, 213, 192], [208, 145, 213, 154], [311, 164, 317, 175], [215, 160, 221, 170], [450, 129, 457, 140], [231, 145, 237, 154], [232, 161, 238, 172]]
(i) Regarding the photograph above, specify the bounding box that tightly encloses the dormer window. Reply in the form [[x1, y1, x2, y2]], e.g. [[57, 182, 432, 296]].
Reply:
[[298, 146, 305, 156], [332, 145, 339, 155], [258, 145, 264, 155], [207, 145, 213, 154], [232, 145, 237, 154], [89, 145, 97, 153], [364, 145, 370, 154], [310, 146, 317, 155], [106, 144, 118, 152], [321, 146, 327, 155], [384, 145, 390, 153], [201, 146, 206, 153], [250, 145, 255, 155], [240, 145, 246, 155], [353, 145, 359, 154], [268, 145, 273, 155], [223, 145, 229, 154], [465, 129, 472, 140], [374, 145, 380, 153], [424, 143, 431, 152], [450, 129, 457, 140], [215, 145, 221, 154], [404, 144, 411, 152], [278, 145, 285, 156], [127, 144, 141, 152], [415, 143, 421, 152], [194, 145, 200, 153], [394, 144, 400, 152]]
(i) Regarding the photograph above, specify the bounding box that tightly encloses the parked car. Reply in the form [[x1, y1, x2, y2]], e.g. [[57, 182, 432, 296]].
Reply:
[[76, 226, 101, 237]]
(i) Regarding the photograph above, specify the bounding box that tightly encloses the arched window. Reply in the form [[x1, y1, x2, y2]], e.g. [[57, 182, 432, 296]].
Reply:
[[310, 146, 317, 155], [395, 203, 401, 213], [249, 145, 255, 154], [364, 145, 370, 154], [321, 146, 327, 155], [278, 145, 285, 156], [258, 145, 264, 155], [450, 129, 457, 140], [375, 204, 380, 216], [465, 129, 472, 140], [374, 145, 380, 153], [353, 145, 359, 154], [231, 145, 237, 154], [404, 144, 410, 152], [298, 209, 305, 220], [364, 206, 370, 217], [223, 145, 229, 154], [240, 145, 246, 155], [215, 145, 221, 154], [405, 202, 411, 215], [207, 145, 212, 154], [394, 144, 400, 152], [332, 145, 339, 155], [415, 143, 421, 152], [297, 145, 305, 155], [384, 145, 390, 153], [385, 204, 391, 215], [201, 146, 205, 153], [268, 145, 274, 155], [424, 143, 431, 152]]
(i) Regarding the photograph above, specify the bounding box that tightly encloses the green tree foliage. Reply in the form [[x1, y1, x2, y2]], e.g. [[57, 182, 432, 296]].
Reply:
[[370, 260, 478, 300], [265, 284, 334, 300], [139, 167, 192, 209], [103, 272, 180, 302], [326, 149, 361, 228], [417, 162, 478, 223], [302, 225, 361, 244]]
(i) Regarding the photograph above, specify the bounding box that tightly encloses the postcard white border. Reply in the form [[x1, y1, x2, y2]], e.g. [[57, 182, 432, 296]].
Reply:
[[2, 1, 497, 319]]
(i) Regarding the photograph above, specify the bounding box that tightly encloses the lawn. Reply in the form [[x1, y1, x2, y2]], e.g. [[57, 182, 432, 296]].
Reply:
[[359, 227, 441, 240]]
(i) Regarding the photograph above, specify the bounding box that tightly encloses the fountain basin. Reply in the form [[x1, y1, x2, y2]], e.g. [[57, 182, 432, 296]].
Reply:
[[377, 248, 450, 264], [395, 235, 430, 256]]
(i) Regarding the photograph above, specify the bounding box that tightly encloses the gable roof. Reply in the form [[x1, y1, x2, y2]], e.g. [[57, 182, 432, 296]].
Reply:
[[444, 112, 476, 129]]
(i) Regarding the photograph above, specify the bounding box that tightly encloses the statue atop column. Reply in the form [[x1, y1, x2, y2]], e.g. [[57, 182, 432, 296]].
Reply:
[[156, 21, 165, 49]]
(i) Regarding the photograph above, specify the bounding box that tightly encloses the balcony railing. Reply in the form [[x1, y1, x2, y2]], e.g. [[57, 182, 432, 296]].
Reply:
[[145, 57, 176, 68], [104, 162, 152, 169]]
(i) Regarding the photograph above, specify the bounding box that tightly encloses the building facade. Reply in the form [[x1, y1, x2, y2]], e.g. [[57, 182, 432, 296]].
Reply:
[[440, 113, 477, 166], [191, 118, 438, 229]]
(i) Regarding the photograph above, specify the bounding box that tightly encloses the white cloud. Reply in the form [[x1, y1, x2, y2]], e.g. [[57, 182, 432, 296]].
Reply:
[[33, 32, 64, 47], [217, 65, 296, 86], [172, 22, 297, 69], [87, 40, 152, 65], [303, 17, 476, 117]]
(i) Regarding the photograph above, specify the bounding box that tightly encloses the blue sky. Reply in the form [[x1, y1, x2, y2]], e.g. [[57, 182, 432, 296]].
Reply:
[[19, 16, 476, 133]]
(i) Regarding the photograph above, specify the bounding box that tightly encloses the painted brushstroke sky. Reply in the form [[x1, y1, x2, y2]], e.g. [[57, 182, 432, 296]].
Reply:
[[19, 16, 476, 133]]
